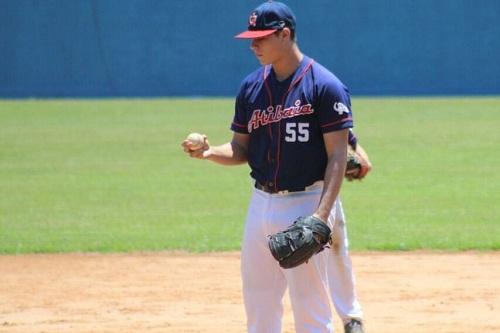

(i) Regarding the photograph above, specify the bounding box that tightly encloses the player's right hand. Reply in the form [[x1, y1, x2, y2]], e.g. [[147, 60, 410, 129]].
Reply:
[[181, 135, 210, 159]]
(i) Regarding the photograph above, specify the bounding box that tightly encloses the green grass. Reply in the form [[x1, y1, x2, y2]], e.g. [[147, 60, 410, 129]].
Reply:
[[0, 97, 499, 253]]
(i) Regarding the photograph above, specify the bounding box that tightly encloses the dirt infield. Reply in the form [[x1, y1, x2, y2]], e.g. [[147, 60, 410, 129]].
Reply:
[[1, 252, 499, 333]]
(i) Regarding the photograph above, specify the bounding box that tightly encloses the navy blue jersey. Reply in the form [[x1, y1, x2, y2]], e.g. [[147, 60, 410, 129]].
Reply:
[[231, 55, 353, 192]]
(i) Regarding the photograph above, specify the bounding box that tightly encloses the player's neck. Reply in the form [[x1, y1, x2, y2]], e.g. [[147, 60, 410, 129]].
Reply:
[[272, 45, 303, 82]]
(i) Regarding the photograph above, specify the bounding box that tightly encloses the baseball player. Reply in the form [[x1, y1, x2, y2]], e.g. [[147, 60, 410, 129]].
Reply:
[[327, 129, 371, 333], [182, 2, 364, 332]]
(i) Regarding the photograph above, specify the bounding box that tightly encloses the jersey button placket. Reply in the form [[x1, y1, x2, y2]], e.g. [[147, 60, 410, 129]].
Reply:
[[268, 139, 279, 191], [267, 128, 279, 191]]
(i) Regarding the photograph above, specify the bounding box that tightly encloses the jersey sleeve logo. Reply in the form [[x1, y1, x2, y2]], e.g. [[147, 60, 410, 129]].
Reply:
[[333, 102, 350, 115]]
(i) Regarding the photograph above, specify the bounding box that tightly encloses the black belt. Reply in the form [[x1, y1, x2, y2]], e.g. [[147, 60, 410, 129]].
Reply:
[[254, 181, 306, 194]]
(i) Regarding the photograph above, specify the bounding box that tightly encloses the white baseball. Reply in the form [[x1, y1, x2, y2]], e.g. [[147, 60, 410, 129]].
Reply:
[[187, 132, 205, 150]]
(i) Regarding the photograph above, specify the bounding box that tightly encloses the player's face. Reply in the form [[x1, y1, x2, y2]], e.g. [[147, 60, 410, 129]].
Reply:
[[250, 32, 287, 65]]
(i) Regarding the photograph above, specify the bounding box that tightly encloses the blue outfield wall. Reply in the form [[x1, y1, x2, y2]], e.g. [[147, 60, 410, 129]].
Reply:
[[1, 0, 499, 97]]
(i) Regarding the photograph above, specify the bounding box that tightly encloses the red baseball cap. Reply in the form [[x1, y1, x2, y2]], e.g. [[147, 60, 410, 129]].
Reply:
[[235, 1, 296, 39]]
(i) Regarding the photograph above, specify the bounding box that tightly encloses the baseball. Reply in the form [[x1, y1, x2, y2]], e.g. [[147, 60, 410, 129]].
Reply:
[[186, 132, 205, 150]]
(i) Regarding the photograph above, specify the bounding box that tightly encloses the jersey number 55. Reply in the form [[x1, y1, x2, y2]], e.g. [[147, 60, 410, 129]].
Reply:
[[285, 122, 309, 142]]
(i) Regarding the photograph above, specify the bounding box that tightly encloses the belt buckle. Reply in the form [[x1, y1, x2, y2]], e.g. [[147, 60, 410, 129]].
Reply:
[[255, 181, 308, 195], [255, 181, 281, 194]]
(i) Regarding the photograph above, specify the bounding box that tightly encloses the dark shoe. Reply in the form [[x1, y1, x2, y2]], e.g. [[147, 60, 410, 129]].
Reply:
[[344, 319, 364, 333]]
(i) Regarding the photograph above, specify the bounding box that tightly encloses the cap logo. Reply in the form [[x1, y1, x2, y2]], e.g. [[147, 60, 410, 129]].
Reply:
[[249, 12, 258, 27]]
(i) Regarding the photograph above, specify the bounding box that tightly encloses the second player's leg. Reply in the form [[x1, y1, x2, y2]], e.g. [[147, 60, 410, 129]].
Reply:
[[327, 199, 363, 324]]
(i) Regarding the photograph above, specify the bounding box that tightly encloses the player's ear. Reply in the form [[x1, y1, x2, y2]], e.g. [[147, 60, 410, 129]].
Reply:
[[280, 28, 292, 41]]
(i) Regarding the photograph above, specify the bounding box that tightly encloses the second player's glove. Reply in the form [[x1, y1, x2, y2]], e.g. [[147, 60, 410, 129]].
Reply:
[[345, 146, 363, 181], [268, 215, 332, 269]]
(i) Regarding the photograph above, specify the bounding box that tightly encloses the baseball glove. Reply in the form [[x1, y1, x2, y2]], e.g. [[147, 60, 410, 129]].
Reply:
[[345, 146, 362, 180], [268, 216, 332, 269]]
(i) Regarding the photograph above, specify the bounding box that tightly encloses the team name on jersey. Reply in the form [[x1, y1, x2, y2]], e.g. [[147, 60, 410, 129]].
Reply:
[[248, 100, 314, 133]]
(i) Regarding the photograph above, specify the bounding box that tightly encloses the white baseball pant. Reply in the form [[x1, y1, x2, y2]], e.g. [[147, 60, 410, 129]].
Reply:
[[327, 199, 364, 324], [241, 183, 333, 333]]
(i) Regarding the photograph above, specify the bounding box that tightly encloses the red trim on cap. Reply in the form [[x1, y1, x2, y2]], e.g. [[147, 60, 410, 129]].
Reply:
[[234, 29, 277, 39]]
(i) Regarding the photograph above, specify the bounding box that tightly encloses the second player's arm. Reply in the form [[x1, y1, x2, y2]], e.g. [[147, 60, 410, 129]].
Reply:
[[313, 129, 349, 223], [354, 143, 372, 178], [203, 132, 249, 165]]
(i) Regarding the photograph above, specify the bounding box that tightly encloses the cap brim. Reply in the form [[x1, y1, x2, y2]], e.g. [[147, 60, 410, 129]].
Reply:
[[234, 29, 277, 39]]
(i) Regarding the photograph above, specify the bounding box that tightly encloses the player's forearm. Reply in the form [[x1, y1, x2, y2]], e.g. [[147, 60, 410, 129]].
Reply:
[[314, 149, 347, 222], [205, 142, 248, 165]]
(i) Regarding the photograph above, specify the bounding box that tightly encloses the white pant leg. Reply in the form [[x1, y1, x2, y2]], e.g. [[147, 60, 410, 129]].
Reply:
[[241, 188, 333, 333], [241, 190, 287, 333], [284, 253, 333, 333], [327, 199, 363, 324]]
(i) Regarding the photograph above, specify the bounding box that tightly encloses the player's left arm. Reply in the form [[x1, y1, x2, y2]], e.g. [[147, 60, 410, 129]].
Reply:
[[313, 129, 349, 223]]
